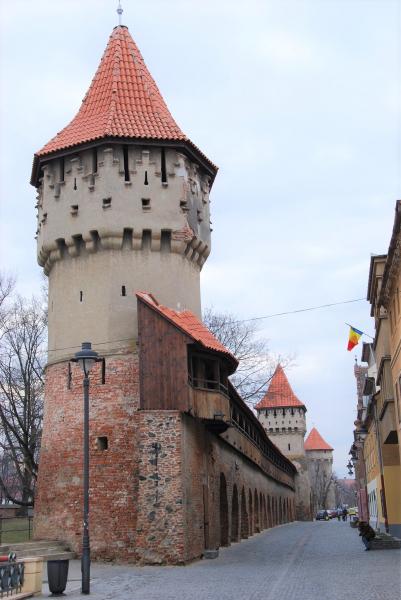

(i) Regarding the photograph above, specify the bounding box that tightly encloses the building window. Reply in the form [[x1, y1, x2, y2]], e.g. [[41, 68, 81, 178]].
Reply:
[[188, 349, 228, 395], [123, 145, 130, 181], [96, 436, 108, 451], [288, 443, 291, 451]]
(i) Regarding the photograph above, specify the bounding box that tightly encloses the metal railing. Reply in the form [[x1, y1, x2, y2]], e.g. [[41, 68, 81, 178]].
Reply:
[[0, 562, 24, 597], [0, 517, 33, 545]]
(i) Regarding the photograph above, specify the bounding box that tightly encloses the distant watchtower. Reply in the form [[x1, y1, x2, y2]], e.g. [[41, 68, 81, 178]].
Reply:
[[255, 366, 307, 458], [31, 24, 217, 557], [256, 366, 312, 520]]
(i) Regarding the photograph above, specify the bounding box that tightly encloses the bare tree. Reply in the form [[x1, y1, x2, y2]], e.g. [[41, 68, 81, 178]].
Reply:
[[0, 276, 45, 508], [333, 475, 357, 508], [308, 460, 334, 512], [0, 273, 15, 323], [203, 308, 293, 405]]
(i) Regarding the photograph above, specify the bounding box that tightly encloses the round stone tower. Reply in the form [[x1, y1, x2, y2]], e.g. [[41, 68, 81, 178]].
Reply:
[[256, 366, 307, 458], [31, 24, 217, 558], [256, 366, 312, 520], [31, 25, 216, 364], [305, 427, 335, 512]]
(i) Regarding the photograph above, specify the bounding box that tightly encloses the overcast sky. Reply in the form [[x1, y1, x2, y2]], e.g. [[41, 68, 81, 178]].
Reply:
[[1, 0, 400, 478]]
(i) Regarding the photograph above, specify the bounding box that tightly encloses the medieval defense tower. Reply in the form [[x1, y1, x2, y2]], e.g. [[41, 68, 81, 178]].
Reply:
[[30, 17, 299, 565], [31, 24, 217, 558], [256, 366, 312, 520], [31, 25, 216, 364]]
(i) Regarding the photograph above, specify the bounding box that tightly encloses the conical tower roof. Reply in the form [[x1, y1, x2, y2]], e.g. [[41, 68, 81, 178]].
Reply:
[[304, 427, 333, 451], [31, 26, 216, 185], [255, 365, 306, 410]]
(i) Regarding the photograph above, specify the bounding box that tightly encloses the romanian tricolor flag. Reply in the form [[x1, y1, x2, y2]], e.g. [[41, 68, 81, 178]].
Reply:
[[347, 326, 363, 351]]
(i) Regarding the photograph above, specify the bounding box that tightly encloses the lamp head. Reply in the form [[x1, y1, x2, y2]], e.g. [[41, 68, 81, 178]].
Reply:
[[72, 342, 101, 377]]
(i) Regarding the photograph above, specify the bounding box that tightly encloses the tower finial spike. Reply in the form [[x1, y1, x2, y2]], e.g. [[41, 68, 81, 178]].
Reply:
[[117, 1, 123, 26]]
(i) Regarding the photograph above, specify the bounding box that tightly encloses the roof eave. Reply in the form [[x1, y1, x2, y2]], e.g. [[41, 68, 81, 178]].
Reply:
[[136, 293, 237, 370], [30, 136, 218, 188]]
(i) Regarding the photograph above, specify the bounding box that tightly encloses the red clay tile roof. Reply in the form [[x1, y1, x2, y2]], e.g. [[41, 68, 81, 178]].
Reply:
[[304, 427, 333, 451], [255, 365, 305, 410], [137, 292, 238, 367], [37, 26, 187, 157]]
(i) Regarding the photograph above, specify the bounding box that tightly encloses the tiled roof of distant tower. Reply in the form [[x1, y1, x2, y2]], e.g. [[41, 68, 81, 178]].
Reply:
[[136, 292, 238, 367], [304, 427, 333, 451], [31, 26, 216, 184], [255, 365, 306, 410]]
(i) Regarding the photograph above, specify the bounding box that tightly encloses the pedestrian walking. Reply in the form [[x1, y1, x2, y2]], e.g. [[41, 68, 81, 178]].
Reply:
[[342, 508, 348, 522], [323, 510, 329, 521], [358, 521, 376, 551]]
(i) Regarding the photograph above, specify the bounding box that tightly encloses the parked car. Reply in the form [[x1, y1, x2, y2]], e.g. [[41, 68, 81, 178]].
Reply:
[[316, 510, 328, 520], [327, 509, 337, 519]]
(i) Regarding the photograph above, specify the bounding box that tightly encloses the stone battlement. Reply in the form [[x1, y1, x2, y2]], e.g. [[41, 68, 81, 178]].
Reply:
[[36, 146, 211, 275]]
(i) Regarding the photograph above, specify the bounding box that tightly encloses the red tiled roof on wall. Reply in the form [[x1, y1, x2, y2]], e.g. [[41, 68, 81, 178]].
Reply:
[[136, 292, 238, 367], [37, 26, 187, 157], [304, 427, 333, 451], [255, 365, 306, 410]]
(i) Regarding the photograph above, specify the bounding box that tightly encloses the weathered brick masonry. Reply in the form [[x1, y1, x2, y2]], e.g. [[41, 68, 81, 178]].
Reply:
[[35, 352, 296, 564], [35, 354, 140, 561]]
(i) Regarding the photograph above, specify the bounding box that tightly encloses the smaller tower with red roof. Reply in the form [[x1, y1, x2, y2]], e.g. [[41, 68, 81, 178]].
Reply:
[[255, 365, 307, 458], [305, 427, 336, 512], [256, 366, 312, 520]]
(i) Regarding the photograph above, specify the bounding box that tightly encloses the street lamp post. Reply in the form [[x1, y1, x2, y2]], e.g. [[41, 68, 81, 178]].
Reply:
[[72, 342, 101, 595]]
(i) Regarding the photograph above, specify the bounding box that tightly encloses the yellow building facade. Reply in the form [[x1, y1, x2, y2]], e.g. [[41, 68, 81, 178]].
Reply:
[[365, 203, 401, 537]]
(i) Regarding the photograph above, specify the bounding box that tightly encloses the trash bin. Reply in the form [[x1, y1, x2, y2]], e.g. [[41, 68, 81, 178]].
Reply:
[[47, 559, 69, 596]]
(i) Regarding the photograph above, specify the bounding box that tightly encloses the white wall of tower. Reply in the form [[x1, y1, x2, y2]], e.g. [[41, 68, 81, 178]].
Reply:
[[257, 407, 307, 458], [36, 144, 212, 362]]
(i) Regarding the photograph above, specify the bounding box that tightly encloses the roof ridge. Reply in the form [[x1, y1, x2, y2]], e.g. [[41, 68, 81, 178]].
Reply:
[[304, 427, 333, 451], [255, 365, 306, 410], [35, 26, 187, 157], [136, 292, 238, 366]]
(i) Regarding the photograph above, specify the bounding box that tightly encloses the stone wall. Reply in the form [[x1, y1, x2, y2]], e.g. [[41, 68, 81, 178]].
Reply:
[[35, 357, 296, 564]]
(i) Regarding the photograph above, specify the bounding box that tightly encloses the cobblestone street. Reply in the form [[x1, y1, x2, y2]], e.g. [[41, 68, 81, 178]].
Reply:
[[41, 520, 400, 599]]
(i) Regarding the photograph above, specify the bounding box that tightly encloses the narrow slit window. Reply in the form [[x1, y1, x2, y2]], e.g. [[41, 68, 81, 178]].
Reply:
[[60, 157, 65, 182], [141, 198, 150, 210], [67, 362, 72, 389], [70, 205, 78, 215], [73, 177, 77, 190], [102, 197, 112, 209], [144, 170, 149, 185], [123, 146, 130, 181], [288, 444, 291, 451], [161, 148, 167, 183], [121, 285, 126, 297], [101, 358, 106, 384], [92, 148, 98, 173], [80, 291, 83, 302]]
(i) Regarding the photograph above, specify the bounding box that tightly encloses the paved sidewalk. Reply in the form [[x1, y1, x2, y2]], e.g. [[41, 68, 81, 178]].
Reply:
[[40, 520, 400, 599]]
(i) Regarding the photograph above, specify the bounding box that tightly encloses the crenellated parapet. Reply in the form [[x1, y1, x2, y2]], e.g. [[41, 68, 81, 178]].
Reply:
[[36, 145, 211, 275]]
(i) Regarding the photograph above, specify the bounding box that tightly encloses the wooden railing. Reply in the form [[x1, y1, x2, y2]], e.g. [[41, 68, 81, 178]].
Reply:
[[188, 375, 229, 396]]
